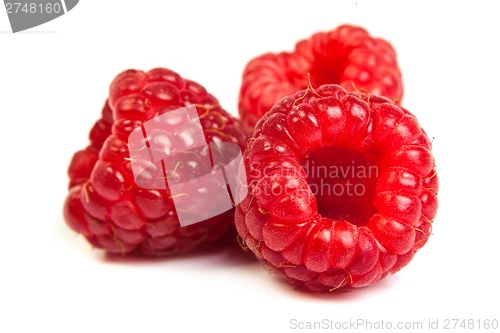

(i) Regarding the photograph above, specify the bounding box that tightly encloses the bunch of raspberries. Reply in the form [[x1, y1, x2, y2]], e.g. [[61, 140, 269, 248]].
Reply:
[[64, 24, 438, 292]]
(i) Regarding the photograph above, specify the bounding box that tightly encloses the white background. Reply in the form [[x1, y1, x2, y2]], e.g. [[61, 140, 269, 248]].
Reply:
[[1, 1, 499, 332]]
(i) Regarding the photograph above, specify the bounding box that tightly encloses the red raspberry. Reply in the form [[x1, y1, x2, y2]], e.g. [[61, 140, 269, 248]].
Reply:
[[64, 68, 248, 255], [238, 25, 403, 129], [235, 84, 438, 292]]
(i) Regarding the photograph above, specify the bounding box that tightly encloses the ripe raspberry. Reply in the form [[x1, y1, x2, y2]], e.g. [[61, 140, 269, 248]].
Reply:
[[238, 25, 403, 129], [235, 84, 438, 292], [64, 68, 248, 255]]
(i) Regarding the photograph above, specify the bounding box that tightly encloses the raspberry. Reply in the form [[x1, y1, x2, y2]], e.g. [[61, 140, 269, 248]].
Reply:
[[238, 25, 403, 129], [64, 68, 248, 255], [235, 84, 438, 292]]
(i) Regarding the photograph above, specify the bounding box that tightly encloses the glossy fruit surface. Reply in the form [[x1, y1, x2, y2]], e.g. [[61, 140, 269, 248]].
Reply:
[[239, 25, 403, 129], [235, 84, 437, 291], [64, 68, 248, 255]]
